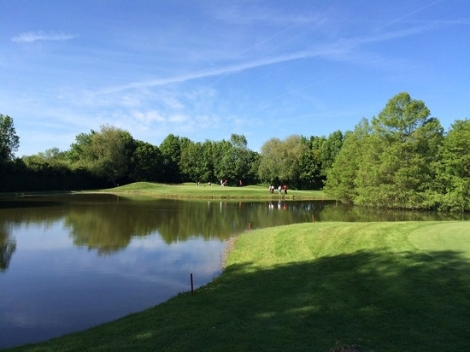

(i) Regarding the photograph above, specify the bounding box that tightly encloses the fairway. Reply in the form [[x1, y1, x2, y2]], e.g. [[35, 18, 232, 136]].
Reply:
[[408, 222, 470, 259]]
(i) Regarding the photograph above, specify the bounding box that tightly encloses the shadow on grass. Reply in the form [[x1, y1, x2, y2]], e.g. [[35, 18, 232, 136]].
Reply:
[[11, 249, 470, 352]]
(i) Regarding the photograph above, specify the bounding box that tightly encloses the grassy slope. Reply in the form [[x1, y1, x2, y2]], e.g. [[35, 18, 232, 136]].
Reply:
[[7, 221, 470, 351], [98, 182, 329, 200]]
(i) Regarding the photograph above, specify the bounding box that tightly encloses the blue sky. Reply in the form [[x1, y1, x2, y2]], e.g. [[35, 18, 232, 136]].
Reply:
[[1, 0, 469, 156]]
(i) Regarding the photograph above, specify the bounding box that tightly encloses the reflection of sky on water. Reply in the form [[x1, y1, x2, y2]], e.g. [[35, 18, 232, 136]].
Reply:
[[0, 221, 226, 349]]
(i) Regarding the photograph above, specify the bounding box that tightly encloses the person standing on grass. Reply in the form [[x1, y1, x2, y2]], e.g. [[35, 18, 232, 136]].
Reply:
[[283, 184, 288, 194], [278, 185, 282, 194]]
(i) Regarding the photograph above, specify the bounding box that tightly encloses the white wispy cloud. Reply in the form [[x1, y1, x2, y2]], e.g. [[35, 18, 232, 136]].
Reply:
[[96, 47, 340, 95], [96, 23, 431, 96], [12, 31, 77, 43]]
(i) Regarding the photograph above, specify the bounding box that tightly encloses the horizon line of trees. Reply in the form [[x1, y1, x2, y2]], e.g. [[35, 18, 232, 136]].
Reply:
[[1, 91, 469, 211], [0, 116, 345, 192]]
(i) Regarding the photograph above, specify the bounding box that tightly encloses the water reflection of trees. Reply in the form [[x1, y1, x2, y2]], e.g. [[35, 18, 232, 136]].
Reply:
[[62, 199, 330, 253], [0, 226, 16, 272], [0, 199, 67, 272]]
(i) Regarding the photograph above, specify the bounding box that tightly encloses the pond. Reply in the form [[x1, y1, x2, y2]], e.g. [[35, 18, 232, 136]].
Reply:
[[0, 194, 467, 349]]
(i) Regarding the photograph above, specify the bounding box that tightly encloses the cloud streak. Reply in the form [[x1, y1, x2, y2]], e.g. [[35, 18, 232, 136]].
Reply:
[[12, 31, 77, 43], [97, 48, 333, 95], [97, 24, 432, 95]]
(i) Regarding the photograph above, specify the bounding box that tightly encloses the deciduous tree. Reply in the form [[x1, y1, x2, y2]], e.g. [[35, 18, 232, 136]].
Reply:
[[130, 140, 163, 182], [0, 114, 20, 163]]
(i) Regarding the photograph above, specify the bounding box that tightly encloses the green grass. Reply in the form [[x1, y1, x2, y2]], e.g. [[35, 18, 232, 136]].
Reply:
[[6, 221, 470, 351], [408, 222, 470, 259], [97, 182, 329, 200]]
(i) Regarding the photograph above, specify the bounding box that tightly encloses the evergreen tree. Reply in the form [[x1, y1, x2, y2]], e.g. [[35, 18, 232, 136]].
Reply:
[[435, 119, 470, 211], [355, 92, 443, 208]]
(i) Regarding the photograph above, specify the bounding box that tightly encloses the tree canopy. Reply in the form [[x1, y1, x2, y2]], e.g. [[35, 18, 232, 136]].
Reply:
[[325, 92, 448, 209], [0, 114, 20, 164]]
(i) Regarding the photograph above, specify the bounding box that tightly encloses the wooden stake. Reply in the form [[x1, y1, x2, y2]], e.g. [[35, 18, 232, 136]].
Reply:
[[190, 273, 194, 294]]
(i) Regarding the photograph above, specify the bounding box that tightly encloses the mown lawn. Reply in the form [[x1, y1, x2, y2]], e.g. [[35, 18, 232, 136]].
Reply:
[[97, 182, 329, 200], [6, 221, 470, 351]]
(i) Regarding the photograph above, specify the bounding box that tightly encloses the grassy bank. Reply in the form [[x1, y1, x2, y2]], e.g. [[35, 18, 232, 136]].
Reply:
[[97, 182, 329, 200], [7, 221, 470, 351]]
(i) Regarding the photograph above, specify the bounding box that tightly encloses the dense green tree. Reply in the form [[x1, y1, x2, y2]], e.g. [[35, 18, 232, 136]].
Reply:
[[22, 147, 68, 169], [201, 140, 217, 183], [258, 135, 306, 186], [355, 92, 444, 208], [0, 114, 20, 163], [130, 140, 163, 182], [180, 141, 207, 182], [67, 130, 96, 166], [258, 137, 283, 183], [297, 136, 326, 189], [159, 134, 191, 183], [226, 134, 252, 184], [321, 130, 344, 176], [283, 135, 308, 185], [325, 119, 371, 202], [212, 139, 234, 183], [67, 126, 134, 184], [434, 119, 470, 211], [245, 149, 261, 185], [89, 125, 134, 184], [325, 93, 448, 210]]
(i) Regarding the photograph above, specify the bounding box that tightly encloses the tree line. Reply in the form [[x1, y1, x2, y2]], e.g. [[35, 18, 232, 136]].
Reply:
[[1, 91, 469, 211], [324, 92, 470, 212], [0, 116, 344, 192]]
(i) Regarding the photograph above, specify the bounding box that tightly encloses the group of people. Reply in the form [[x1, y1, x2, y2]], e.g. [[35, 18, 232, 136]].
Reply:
[[269, 184, 288, 194]]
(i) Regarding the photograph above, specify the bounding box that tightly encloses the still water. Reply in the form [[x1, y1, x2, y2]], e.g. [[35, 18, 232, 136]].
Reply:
[[0, 194, 466, 349]]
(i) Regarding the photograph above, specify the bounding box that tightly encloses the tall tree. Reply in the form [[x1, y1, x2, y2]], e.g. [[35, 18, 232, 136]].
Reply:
[[89, 125, 134, 184], [180, 140, 208, 182], [0, 114, 20, 163], [325, 119, 371, 202], [227, 134, 251, 183], [297, 136, 326, 189], [212, 139, 234, 183], [355, 92, 443, 208], [258, 135, 306, 186], [258, 137, 283, 183], [159, 134, 190, 183], [321, 130, 344, 176], [201, 140, 217, 183], [434, 119, 470, 211]]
